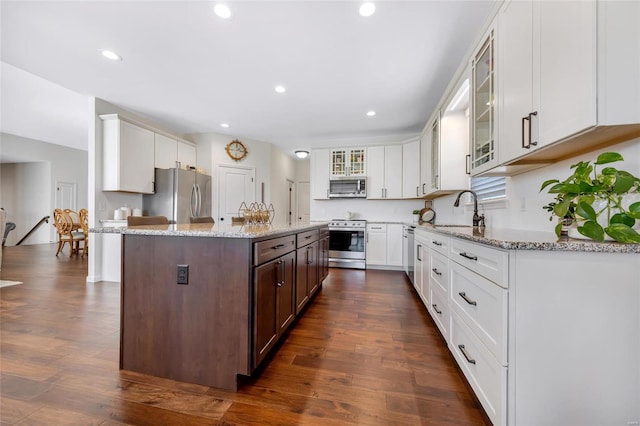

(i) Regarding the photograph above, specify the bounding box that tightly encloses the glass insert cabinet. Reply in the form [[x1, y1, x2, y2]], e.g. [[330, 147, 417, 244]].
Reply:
[[330, 148, 366, 177], [471, 27, 497, 174]]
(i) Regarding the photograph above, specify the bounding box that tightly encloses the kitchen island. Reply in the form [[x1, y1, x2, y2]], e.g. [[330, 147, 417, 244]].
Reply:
[[116, 222, 329, 391]]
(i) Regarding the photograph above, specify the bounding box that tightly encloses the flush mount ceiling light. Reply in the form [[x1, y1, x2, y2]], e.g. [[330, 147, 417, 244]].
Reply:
[[220, 123, 230, 128], [100, 49, 122, 61], [359, 2, 376, 17], [274, 85, 286, 94], [366, 110, 376, 117], [295, 150, 309, 159], [213, 3, 232, 19]]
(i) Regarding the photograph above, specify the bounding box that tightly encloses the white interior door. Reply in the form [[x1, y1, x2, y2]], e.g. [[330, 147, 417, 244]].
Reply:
[[217, 165, 255, 224], [297, 181, 310, 224], [56, 181, 77, 210]]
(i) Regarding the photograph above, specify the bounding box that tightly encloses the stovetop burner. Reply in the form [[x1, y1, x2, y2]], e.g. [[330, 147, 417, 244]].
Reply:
[[328, 219, 366, 229]]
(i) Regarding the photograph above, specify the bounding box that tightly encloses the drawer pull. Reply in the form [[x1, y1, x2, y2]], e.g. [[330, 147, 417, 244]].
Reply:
[[432, 304, 442, 314], [432, 268, 442, 276], [458, 291, 477, 306], [459, 252, 478, 261], [276, 281, 283, 287], [272, 244, 286, 249], [305, 235, 312, 239], [458, 344, 476, 365], [432, 241, 443, 246]]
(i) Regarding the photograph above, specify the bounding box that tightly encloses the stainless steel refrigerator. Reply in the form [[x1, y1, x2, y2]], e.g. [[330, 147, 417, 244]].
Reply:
[[143, 168, 212, 223]]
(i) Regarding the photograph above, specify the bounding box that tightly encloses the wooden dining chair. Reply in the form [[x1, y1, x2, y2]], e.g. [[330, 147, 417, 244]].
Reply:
[[189, 216, 215, 224], [64, 209, 81, 230], [53, 209, 86, 256], [126, 216, 170, 226], [79, 209, 89, 257]]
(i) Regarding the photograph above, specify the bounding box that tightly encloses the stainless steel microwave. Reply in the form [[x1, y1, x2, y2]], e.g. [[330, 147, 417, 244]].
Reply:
[[329, 177, 366, 198]]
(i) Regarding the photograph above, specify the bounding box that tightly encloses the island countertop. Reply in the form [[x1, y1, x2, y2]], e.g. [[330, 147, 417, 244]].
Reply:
[[92, 221, 328, 240]]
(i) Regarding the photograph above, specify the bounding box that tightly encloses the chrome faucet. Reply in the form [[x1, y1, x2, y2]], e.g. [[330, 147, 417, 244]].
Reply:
[[453, 190, 485, 227]]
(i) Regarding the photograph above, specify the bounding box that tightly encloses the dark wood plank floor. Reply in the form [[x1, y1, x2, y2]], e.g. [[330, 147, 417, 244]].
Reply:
[[1, 243, 489, 425]]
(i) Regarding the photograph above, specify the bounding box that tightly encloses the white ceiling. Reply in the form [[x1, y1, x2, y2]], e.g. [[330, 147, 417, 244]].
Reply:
[[0, 1, 494, 157]]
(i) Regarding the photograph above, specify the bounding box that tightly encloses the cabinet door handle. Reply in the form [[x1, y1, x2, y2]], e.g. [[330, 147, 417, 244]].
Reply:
[[272, 244, 285, 250], [458, 344, 476, 365], [432, 240, 443, 246], [370, 226, 382, 230], [432, 304, 442, 315], [416, 186, 419, 197], [459, 252, 478, 261], [458, 291, 477, 306], [465, 154, 471, 175], [522, 111, 538, 149], [432, 268, 442, 276], [417, 245, 422, 262]]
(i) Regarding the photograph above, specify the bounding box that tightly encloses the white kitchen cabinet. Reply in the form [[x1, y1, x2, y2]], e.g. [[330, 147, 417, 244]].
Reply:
[[470, 21, 499, 176], [310, 148, 330, 200], [497, 0, 640, 171], [424, 96, 469, 198], [330, 148, 366, 177], [154, 133, 177, 169], [155, 133, 197, 170], [367, 145, 402, 199], [413, 232, 430, 306], [177, 141, 197, 169], [414, 226, 640, 426], [365, 224, 387, 266], [101, 114, 155, 193], [402, 139, 421, 198], [419, 131, 430, 196], [365, 223, 403, 268]]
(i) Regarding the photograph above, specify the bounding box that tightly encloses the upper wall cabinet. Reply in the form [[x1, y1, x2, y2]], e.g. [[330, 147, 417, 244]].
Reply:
[[424, 70, 470, 198], [495, 0, 640, 172], [310, 148, 330, 200], [367, 145, 402, 199], [155, 133, 197, 170], [101, 114, 155, 194], [470, 22, 498, 176], [330, 148, 366, 177], [402, 139, 421, 198]]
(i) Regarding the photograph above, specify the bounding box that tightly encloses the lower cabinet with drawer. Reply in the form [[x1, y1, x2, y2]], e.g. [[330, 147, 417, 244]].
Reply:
[[414, 227, 640, 425]]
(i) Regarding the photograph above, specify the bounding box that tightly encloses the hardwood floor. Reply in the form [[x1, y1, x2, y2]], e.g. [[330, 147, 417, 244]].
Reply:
[[0, 243, 489, 425]]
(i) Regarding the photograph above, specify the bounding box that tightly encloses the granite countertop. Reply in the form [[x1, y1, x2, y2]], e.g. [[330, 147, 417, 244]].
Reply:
[[91, 222, 328, 239], [414, 223, 640, 254]]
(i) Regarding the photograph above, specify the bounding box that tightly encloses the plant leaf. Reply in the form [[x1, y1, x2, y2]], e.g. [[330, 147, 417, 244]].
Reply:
[[553, 198, 573, 218], [601, 167, 617, 175], [540, 179, 560, 192], [610, 213, 635, 227], [575, 201, 597, 221], [612, 173, 635, 193], [554, 222, 563, 237], [549, 183, 581, 194], [578, 221, 605, 242], [604, 223, 640, 244], [595, 152, 624, 165], [628, 202, 640, 219]]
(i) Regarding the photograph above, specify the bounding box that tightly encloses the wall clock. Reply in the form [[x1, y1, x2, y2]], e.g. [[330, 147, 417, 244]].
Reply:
[[225, 139, 248, 161]]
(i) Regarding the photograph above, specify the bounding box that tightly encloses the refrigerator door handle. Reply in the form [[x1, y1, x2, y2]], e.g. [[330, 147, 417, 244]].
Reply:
[[196, 184, 202, 217], [190, 184, 197, 217]]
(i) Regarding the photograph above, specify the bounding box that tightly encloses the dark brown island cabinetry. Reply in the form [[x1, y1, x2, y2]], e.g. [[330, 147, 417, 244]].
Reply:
[[252, 236, 296, 368], [295, 229, 319, 313], [120, 224, 328, 392]]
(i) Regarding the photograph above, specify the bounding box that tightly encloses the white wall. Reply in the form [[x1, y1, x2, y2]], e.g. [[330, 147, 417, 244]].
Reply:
[[432, 137, 640, 231], [0, 132, 88, 245], [270, 148, 297, 227], [312, 198, 425, 222]]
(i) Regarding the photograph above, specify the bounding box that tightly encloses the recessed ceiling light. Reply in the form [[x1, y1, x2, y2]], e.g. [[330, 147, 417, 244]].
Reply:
[[221, 123, 229, 128], [274, 85, 286, 94], [100, 50, 122, 61], [359, 2, 376, 17], [213, 4, 232, 19], [366, 110, 376, 117]]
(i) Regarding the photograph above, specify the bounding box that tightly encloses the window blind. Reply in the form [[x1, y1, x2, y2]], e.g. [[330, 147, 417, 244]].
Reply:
[[470, 176, 506, 201]]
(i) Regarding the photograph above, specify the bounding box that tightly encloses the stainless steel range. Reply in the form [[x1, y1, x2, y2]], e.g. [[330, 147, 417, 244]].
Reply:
[[328, 219, 366, 269]]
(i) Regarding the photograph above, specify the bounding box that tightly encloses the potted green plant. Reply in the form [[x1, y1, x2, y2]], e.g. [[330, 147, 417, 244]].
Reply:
[[412, 210, 421, 222], [540, 152, 640, 243]]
